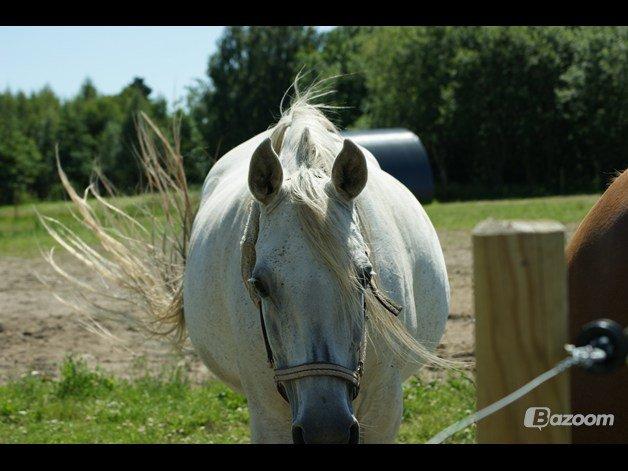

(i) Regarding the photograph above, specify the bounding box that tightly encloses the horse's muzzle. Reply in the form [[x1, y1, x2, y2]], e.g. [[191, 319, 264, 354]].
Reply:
[[289, 376, 360, 444]]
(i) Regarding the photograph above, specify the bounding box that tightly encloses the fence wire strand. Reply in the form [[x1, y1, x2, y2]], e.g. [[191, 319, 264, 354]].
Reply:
[[426, 345, 606, 444]]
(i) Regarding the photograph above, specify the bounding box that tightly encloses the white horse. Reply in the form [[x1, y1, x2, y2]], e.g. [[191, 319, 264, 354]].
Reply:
[[183, 87, 450, 443]]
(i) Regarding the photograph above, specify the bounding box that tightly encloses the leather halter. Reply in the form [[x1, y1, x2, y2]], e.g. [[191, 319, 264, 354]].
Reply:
[[255, 278, 401, 403], [241, 198, 403, 403]]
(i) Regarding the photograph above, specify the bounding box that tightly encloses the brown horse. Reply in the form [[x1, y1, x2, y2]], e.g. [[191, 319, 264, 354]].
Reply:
[[567, 169, 628, 443]]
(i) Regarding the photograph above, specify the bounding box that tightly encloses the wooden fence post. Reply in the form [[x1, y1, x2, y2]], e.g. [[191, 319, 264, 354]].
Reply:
[[473, 219, 570, 443]]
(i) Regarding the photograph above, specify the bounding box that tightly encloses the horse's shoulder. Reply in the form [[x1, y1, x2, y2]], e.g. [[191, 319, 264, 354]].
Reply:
[[567, 168, 628, 261]]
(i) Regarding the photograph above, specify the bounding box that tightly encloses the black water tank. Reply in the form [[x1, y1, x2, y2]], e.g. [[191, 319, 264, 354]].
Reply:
[[341, 128, 435, 203]]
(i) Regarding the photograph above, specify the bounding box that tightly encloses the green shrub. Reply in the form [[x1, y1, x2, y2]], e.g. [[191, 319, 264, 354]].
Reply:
[[55, 357, 115, 399]]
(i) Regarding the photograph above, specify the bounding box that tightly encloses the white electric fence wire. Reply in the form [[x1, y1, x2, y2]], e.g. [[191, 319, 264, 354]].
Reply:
[[426, 344, 607, 444]]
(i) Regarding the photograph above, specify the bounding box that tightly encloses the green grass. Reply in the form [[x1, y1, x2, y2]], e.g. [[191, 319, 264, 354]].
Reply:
[[0, 357, 250, 444], [0, 194, 150, 258], [398, 374, 476, 443], [0, 357, 474, 443], [0, 192, 198, 258], [424, 193, 599, 231], [0, 192, 599, 258]]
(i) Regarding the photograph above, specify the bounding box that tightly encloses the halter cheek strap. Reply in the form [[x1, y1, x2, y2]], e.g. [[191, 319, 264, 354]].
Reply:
[[367, 278, 403, 317]]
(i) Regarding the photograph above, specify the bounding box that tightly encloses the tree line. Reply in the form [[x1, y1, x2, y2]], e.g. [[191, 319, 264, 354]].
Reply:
[[1, 26, 627, 205], [0, 77, 205, 205]]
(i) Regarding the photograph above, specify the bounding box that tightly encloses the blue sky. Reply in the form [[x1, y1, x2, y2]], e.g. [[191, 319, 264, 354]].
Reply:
[[0, 26, 335, 108]]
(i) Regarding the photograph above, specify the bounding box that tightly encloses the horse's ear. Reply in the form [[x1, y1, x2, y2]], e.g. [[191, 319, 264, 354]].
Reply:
[[248, 138, 283, 205], [332, 139, 368, 200]]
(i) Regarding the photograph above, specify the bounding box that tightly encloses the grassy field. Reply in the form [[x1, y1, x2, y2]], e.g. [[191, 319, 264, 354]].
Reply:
[[0, 193, 185, 258], [0, 357, 475, 444], [0, 192, 599, 257], [0, 191, 600, 443], [423, 193, 598, 231]]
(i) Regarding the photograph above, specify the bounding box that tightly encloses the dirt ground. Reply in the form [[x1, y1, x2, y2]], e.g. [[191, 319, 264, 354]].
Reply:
[[0, 226, 577, 384]]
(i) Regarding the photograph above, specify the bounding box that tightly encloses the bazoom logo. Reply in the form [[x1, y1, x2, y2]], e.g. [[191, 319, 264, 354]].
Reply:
[[524, 407, 614, 430]]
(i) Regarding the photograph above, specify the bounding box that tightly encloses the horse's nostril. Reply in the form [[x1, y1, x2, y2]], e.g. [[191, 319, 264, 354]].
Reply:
[[292, 424, 305, 444], [292, 419, 359, 444], [349, 420, 360, 444]]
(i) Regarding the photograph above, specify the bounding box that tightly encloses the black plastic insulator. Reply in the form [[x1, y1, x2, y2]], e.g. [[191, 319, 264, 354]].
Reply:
[[575, 319, 628, 374]]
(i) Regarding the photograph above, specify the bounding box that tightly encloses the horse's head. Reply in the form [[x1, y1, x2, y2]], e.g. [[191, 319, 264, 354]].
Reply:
[[245, 135, 370, 444]]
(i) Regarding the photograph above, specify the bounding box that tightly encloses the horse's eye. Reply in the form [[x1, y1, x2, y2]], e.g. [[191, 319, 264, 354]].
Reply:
[[249, 277, 269, 298]]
